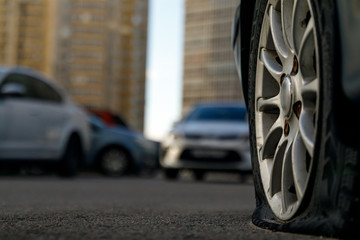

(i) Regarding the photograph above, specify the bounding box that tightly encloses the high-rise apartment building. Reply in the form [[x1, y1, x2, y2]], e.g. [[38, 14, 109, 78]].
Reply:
[[0, 0, 148, 132], [182, 0, 243, 115], [0, 0, 54, 74]]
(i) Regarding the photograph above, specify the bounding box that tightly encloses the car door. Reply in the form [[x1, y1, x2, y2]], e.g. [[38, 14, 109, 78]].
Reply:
[[0, 73, 43, 159], [31, 76, 68, 159], [0, 87, 9, 151]]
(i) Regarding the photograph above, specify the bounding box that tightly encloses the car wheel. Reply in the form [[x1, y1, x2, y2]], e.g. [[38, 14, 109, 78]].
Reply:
[[163, 169, 179, 180], [100, 148, 129, 177], [247, 0, 360, 237], [58, 136, 80, 177], [193, 170, 205, 181]]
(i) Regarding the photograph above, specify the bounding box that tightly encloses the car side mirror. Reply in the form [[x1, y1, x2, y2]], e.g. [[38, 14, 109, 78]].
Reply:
[[0, 83, 26, 98]]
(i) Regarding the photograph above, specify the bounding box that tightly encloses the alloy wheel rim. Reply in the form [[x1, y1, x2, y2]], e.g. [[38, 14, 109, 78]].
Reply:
[[102, 149, 127, 175], [255, 0, 319, 220]]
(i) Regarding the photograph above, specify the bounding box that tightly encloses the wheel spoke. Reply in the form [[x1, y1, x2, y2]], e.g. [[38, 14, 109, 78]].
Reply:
[[292, 0, 310, 55], [269, 136, 287, 197], [302, 77, 318, 94], [257, 95, 280, 113], [262, 117, 283, 160], [269, 6, 289, 62], [281, 0, 295, 50], [302, 78, 318, 111], [299, 17, 314, 59], [291, 0, 299, 52], [299, 112, 314, 157], [260, 48, 283, 82], [291, 131, 308, 200], [281, 141, 297, 211], [299, 18, 316, 80]]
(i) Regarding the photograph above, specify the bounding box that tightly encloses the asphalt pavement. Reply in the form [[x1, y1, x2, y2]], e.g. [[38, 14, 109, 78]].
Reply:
[[0, 172, 334, 239]]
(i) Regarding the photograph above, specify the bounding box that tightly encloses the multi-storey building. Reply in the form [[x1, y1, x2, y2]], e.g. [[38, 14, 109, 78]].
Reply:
[[0, 0, 53, 74], [0, 0, 148, 132], [182, 0, 243, 115]]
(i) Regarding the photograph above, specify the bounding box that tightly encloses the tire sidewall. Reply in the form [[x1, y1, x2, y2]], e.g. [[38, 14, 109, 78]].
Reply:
[[248, 0, 273, 220], [59, 136, 80, 177]]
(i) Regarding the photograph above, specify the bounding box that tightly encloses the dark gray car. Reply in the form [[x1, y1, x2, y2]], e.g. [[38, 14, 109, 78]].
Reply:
[[87, 115, 159, 176]]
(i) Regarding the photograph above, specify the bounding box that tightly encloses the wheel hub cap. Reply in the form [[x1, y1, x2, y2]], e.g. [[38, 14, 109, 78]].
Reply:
[[281, 76, 293, 118]]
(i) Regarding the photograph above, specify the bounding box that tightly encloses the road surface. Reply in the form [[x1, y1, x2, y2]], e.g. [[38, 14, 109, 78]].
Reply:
[[0, 172, 332, 239]]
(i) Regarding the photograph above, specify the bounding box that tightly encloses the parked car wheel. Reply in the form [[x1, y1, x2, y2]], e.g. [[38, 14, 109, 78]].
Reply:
[[163, 169, 179, 180], [247, 0, 360, 236], [58, 135, 81, 177], [100, 148, 129, 176]]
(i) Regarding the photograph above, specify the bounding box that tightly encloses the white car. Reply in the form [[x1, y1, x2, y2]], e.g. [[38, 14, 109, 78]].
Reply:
[[0, 66, 90, 176], [161, 103, 251, 180]]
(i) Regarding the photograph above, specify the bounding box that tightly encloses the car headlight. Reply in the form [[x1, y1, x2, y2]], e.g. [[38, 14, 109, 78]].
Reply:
[[170, 132, 185, 140], [163, 132, 185, 147]]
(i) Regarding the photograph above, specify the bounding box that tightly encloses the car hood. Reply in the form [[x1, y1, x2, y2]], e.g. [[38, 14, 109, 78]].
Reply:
[[176, 121, 249, 137], [105, 126, 140, 139]]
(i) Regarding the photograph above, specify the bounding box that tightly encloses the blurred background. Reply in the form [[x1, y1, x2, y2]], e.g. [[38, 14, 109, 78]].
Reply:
[[0, 0, 249, 178], [0, 0, 243, 140]]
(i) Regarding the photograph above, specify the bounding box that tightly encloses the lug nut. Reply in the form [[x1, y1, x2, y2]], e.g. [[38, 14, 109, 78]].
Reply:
[[284, 121, 290, 136], [280, 74, 286, 84], [292, 56, 298, 74], [296, 102, 302, 118]]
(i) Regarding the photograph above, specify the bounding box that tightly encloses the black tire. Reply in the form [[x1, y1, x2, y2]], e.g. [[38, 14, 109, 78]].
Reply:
[[247, 0, 360, 237], [100, 147, 130, 177], [163, 169, 179, 180], [193, 170, 205, 181], [58, 136, 81, 177]]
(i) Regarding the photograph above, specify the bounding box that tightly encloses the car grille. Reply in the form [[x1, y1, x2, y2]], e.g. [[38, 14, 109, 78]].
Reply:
[[185, 134, 239, 140], [180, 148, 241, 162]]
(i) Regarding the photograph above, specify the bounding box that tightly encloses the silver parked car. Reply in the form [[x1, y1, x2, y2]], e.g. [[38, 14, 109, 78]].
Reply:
[[161, 103, 251, 181], [232, 0, 360, 237], [0, 66, 90, 176]]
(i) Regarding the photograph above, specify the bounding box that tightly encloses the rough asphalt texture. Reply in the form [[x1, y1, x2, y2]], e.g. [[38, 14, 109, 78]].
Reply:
[[0, 173, 332, 239]]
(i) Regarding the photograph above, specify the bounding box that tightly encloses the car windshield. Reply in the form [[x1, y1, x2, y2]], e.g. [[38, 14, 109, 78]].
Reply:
[[88, 115, 106, 129], [185, 106, 247, 122]]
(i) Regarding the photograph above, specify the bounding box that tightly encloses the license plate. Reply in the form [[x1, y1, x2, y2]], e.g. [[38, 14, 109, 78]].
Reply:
[[191, 150, 227, 158]]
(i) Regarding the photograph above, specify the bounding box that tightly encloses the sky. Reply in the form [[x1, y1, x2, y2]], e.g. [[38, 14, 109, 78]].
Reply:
[[144, 0, 185, 141]]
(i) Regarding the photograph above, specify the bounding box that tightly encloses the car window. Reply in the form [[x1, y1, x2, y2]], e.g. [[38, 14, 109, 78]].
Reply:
[[0, 73, 62, 103], [0, 74, 35, 99], [185, 106, 247, 122], [31, 77, 62, 103]]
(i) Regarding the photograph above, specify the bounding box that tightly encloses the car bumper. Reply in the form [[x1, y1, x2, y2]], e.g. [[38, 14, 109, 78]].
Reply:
[[160, 139, 252, 172]]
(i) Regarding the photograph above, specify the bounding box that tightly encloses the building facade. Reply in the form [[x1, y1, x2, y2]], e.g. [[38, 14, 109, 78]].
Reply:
[[182, 0, 243, 115], [0, 0, 54, 74], [0, 0, 148, 132]]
